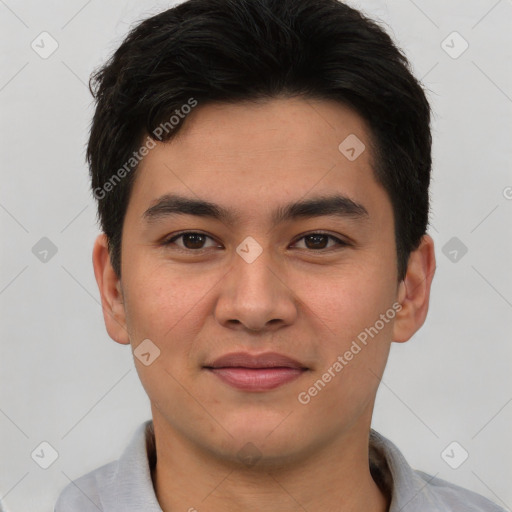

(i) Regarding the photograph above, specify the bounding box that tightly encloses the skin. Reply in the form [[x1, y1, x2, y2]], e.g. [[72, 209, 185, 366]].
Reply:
[[93, 97, 436, 512]]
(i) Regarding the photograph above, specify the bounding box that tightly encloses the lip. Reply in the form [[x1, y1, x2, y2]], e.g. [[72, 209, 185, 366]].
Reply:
[[208, 352, 306, 369], [204, 352, 308, 391]]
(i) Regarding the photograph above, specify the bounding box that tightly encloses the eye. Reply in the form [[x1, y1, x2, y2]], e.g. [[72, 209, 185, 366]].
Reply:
[[162, 231, 220, 251], [161, 231, 349, 252], [292, 232, 348, 251]]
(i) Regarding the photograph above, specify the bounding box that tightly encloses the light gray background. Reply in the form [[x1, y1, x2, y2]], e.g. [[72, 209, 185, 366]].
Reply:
[[0, 1, 511, 511]]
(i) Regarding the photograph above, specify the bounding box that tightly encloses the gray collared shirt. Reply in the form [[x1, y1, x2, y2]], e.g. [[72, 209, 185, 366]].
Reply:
[[55, 420, 506, 511]]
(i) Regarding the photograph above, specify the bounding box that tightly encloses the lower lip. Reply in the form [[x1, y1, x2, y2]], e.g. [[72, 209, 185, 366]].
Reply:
[[207, 367, 306, 391]]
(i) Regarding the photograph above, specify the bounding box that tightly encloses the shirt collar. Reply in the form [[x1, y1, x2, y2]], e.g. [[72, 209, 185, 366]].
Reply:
[[370, 430, 443, 511], [105, 420, 162, 511], [109, 420, 438, 511]]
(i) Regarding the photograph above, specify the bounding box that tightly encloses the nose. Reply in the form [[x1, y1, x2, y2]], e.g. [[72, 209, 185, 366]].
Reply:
[[214, 243, 298, 333]]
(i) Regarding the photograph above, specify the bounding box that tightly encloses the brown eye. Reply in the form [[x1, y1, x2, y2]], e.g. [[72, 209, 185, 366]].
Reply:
[[180, 233, 207, 249], [293, 233, 347, 251], [304, 234, 329, 249], [163, 232, 219, 251]]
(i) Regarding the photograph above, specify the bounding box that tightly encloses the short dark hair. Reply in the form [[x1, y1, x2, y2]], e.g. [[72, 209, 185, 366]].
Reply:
[[88, 0, 432, 281]]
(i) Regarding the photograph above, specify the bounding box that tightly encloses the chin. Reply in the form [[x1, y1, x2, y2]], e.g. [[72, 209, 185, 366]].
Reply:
[[207, 417, 308, 463]]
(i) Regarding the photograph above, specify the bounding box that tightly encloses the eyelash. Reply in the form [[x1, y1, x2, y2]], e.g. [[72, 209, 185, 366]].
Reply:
[[161, 231, 349, 253]]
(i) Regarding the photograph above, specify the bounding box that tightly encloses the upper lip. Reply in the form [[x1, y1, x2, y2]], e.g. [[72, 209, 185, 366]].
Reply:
[[205, 352, 307, 369]]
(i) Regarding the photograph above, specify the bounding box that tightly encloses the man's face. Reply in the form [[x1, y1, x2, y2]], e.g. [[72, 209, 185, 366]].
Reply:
[[109, 98, 404, 464]]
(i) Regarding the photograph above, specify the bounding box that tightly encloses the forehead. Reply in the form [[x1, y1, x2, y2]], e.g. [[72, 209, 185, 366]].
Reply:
[[126, 97, 391, 227], [167, 97, 372, 163]]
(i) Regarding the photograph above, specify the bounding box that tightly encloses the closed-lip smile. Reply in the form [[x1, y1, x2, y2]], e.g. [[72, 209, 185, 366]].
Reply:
[[204, 352, 308, 391]]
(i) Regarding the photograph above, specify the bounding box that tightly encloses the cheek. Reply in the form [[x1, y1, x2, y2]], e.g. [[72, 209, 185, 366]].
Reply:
[[299, 263, 395, 338], [298, 286, 394, 416], [122, 261, 208, 348], [121, 269, 209, 404], [296, 263, 396, 399]]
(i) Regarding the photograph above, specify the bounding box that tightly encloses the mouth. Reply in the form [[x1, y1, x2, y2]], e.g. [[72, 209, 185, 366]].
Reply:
[[203, 352, 308, 391]]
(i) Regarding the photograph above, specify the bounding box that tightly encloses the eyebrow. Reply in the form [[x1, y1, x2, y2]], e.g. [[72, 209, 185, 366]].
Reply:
[[142, 193, 369, 226]]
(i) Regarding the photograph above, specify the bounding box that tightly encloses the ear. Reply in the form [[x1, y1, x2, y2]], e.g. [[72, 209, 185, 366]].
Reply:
[[92, 233, 131, 345], [392, 234, 436, 343]]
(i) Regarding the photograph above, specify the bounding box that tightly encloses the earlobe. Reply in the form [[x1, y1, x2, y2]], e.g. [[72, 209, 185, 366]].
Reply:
[[392, 234, 436, 343], [92, 233, 131, 345]]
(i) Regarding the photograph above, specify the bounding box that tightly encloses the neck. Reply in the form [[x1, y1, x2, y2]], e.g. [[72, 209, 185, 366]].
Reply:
[[151, 410, 390, 512]]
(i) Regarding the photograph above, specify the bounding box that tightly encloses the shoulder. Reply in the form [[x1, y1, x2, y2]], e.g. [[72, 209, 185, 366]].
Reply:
[[54, 420, 157, 511], [54, 460, 118, 511], [412, 469, 507, 512], [369, 430, 507, 512]]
